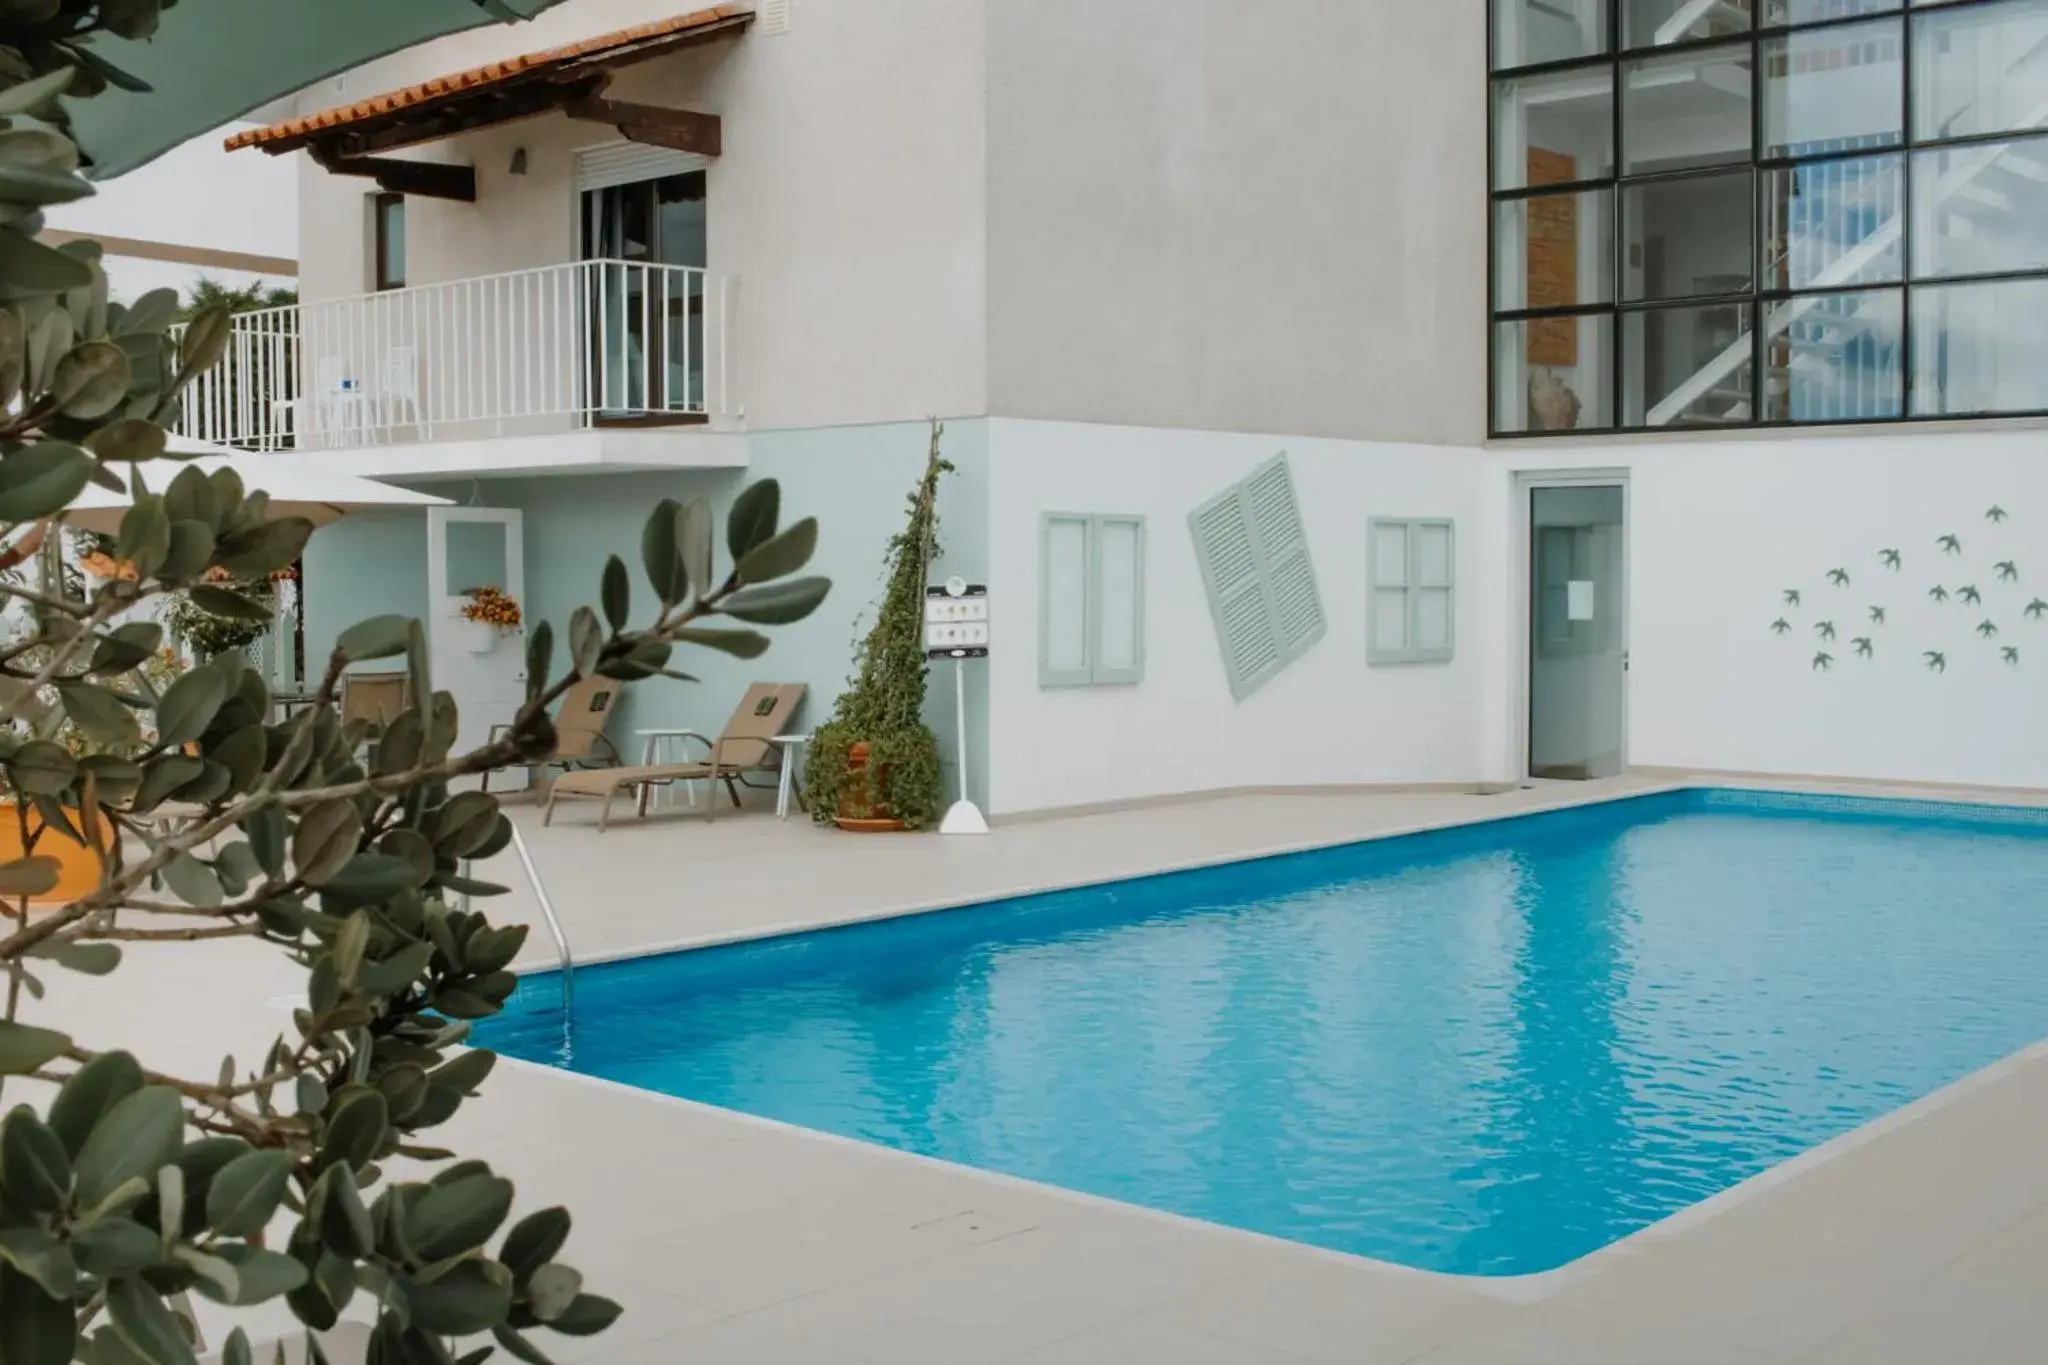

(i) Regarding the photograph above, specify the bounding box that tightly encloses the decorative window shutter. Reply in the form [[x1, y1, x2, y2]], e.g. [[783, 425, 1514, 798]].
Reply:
[[1191, 482, 1282, 700], [575, 142, 707, 193], [1242, 454, 1325, 663]]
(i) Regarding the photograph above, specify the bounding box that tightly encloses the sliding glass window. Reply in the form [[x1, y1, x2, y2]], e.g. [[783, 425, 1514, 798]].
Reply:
[[1489, 0, 2048, 435]]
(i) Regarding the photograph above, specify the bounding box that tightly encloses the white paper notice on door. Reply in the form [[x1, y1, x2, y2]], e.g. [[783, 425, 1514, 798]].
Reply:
[[1567, 580, 1596, 621]]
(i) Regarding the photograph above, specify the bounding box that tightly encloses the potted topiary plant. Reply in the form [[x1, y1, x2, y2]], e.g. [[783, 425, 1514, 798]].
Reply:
[[803, 422, 952, 831]]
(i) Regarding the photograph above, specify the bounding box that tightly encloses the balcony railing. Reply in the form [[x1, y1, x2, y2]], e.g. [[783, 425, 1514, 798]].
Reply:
[[176, 259, 732, 450]]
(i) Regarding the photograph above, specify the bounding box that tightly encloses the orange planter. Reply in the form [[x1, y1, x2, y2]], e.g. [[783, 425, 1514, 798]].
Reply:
[[0, 801, 108, 905], [833, 741, 906, 832]]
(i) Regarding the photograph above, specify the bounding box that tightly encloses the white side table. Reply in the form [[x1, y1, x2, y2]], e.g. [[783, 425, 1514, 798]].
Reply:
[[635, 727, 711, 810], [772, 733, 811, 819]]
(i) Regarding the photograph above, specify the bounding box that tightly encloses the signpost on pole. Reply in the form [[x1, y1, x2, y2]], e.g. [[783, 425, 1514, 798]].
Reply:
[[925, 577, 989, 835]]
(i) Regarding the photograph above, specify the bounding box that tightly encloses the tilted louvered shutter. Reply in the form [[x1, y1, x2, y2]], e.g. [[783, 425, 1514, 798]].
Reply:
[[1243, 454, 1325, 664], [1190, 484, 1282, 698]]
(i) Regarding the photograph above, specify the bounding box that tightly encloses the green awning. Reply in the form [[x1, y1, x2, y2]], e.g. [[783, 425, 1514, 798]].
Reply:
[[62, 0, 572, 179]]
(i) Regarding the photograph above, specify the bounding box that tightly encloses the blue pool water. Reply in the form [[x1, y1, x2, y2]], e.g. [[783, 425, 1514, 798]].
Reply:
[[478, 790, 2048, 1275]]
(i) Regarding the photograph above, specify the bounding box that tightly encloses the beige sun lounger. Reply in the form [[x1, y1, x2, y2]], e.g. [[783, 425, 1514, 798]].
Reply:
[[543, 682, 805, 830], [483, 675, 621, 794]]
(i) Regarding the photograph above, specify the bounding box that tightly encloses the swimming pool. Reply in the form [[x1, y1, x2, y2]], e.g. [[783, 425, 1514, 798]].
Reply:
[[477, 789, 2048, 1276]]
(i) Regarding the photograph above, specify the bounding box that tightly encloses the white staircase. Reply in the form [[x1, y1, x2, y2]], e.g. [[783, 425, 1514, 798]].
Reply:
[[1646, 20, 2048, 425]]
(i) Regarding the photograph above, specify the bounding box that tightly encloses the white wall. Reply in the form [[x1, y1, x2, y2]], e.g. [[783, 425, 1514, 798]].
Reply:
[[985, 418, 1496, 815], [1505, 427, 2048, 791], [46, 121, 296, 304]]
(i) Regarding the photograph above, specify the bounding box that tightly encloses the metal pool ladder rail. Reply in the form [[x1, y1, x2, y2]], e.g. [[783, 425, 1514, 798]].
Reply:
[[508, 822, 574, 1014], [463, 821, 574, 1016]]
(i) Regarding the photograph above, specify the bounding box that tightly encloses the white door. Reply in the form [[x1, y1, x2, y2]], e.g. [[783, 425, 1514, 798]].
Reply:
[[426, 507, 528, 792]]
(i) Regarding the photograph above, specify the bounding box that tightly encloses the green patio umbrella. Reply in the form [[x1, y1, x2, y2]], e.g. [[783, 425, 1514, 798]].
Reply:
[[60, 0, 573, 179]]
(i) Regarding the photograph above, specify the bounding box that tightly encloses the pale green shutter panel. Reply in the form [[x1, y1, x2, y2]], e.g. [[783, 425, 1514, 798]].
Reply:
[[1244, 454, 1325, 666], [1190, 485, 1282, 698]]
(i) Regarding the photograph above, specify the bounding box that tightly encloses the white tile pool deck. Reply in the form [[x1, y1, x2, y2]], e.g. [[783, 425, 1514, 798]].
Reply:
[[28, 775, 2048, 1363]]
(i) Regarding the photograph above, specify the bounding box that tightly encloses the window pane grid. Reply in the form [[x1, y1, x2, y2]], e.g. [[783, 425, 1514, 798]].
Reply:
[[1490, 0, 2048, 434]]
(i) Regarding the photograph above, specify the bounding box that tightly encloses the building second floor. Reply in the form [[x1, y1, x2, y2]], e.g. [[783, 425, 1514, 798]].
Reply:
[[181, 0, 1488, 469]]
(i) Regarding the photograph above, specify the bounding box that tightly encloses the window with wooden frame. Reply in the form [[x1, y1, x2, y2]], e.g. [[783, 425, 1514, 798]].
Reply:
[[1039, 513, 1146, 687], [373, 193, 405, 291], [1368, 518, 1455, 665]]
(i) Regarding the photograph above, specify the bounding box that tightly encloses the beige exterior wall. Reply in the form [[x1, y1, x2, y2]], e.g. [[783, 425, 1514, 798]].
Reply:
[[290, 0, 988, 432], [283, 0, 1485, 444], [982, 0, 1486, 447]]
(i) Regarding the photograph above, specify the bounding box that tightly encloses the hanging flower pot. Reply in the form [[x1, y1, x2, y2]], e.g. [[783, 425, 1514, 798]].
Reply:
[[458, 617, 496, 654], [458, 586, 522, 654]]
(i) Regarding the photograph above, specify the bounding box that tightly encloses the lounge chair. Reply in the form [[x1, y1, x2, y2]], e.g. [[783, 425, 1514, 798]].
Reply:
[[544, 682, 805, 830], [339, 669, 408, 728], [483, 675, 621, 794], [339, 670, 409, 767]]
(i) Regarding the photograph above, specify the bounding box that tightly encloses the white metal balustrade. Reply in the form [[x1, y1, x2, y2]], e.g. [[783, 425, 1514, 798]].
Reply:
[[176, 260, 732, 451]]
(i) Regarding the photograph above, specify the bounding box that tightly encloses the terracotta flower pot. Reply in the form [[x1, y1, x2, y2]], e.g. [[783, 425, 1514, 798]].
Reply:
[[834, 740, 907, 832]]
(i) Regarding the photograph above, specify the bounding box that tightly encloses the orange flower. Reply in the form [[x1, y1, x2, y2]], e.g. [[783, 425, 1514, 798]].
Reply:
[[80, 551, 139, 582], [460, 586, 521, 629]]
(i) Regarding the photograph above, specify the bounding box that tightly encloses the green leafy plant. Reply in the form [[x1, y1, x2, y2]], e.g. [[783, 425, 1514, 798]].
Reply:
[[802, 421, 950, 830], [162, 578, 276, 659], [0, 10, 834, 1364]]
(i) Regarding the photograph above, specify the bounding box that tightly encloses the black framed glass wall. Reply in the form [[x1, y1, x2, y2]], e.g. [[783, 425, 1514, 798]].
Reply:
[[1490, 0, 2048, 436]]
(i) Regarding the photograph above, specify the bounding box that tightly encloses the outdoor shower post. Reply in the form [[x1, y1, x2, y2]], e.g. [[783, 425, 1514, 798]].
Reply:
[[925, 577, 989, 836]]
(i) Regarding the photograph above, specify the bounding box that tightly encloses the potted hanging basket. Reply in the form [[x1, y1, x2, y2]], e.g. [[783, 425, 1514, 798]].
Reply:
[[459, 586, 521, 654]]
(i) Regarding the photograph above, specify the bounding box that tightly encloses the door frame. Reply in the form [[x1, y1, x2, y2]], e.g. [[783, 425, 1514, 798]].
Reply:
[[1511, 468, 1632, 782]]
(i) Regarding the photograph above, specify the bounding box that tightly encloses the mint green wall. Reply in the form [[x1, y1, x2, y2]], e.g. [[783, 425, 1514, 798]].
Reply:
[[302, 508, 430, 678], [298, 419, 991, 810]]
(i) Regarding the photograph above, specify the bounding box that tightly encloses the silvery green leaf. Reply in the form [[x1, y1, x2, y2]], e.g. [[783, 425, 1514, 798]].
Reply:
[[176, 306, 231, 383], [0, 1254, 77, 1364], [25, 939, 120, 976], [0, 224, 91, 296], [204, 1149, 295, 1238], [0, 1020, 68, 1076], [107, 1273, 200, 1365], [526, 1264, 582, 1322], [155, 664, 229, 747], [668, 627, 768, 659], [113, 287, 180, 339], [734, 516, 817, 585], [336, 614, 413, 662], [638, 497, 686, 605], [0, 69, 75, 118], [599, 554, 629, 631], [0, 1108, 70, 1212], [718, 575, 832, 626], [50, 339, 131, 418], [566, 607, 601, 676], [292, 799, 363, 887], [678, 498, 714, 600], [72, 1085, 184, 1208], [726, 477, 780, 559], [0, 440, 93, 522], [160, 852, 223, 910]]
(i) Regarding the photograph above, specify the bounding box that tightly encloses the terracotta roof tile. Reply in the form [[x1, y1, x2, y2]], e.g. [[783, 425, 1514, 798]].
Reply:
[[225, 4, 751, 153]]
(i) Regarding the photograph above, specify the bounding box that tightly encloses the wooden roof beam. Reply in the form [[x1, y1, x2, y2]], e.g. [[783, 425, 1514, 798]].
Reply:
[[311, 148, 477, 202], [565, 94, 721, 157]]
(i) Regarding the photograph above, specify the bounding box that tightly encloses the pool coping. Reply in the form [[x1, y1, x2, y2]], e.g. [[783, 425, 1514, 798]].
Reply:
[[494, 772, 2048, 1304]]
